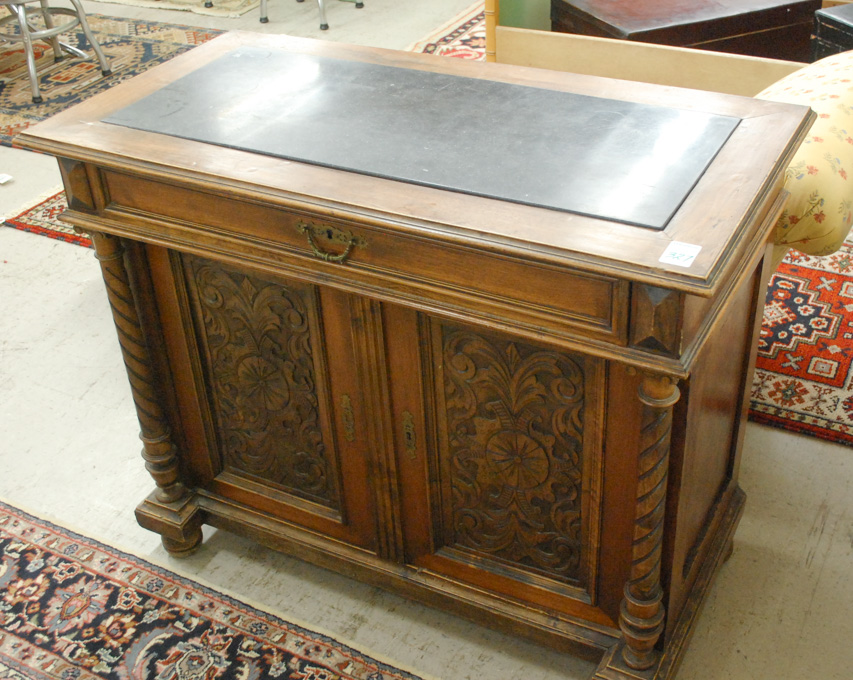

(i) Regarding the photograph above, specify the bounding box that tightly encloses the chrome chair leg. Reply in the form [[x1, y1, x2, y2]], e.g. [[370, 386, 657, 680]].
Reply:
[[317, 0, 328, 30], [294, 0, 328, 30], [260, 0, 363, 29], [54, 38, 89, 59], [4, 0, 111, 103], [68, 0, 110, 75], [37, 0, 62, 61], [9, 4, 43, 102]]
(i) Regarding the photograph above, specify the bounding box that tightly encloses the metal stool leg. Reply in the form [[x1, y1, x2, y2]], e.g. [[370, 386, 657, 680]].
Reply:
[[8, 3, 43, 103], [317, 0, 328, 30], [37, 0, 63, 61], [68, 0, 111, 76], [263, 0, 363, 29], [295, 0, 327, 30]]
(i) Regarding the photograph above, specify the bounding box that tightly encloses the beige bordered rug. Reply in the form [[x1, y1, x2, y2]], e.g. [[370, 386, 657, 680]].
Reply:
[[88, 0, 259, 18], [406, 2, 484, 59]]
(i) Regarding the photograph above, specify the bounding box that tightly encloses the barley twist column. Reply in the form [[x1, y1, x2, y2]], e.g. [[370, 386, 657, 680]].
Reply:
[[619, 371, 680, 670], [91, 232, 187, 504]]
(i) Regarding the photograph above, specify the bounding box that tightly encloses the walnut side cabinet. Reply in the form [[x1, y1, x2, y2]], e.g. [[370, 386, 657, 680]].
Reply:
[[18, 33, 814, 680]]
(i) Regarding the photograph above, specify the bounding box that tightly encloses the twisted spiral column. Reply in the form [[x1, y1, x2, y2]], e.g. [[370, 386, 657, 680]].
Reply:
[[619, 372, 680, 670], [91, 232, 187, 504]]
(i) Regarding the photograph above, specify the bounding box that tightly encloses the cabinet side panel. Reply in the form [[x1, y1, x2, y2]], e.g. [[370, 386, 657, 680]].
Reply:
[[665, 272, 758, 629]]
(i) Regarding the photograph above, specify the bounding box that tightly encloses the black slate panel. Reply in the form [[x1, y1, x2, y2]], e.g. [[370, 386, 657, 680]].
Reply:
[[103, 46, 740, 229]]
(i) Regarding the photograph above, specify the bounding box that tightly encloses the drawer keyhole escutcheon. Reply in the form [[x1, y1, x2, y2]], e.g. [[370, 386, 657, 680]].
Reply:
[[403, 411, 417, 459], [341, 395, 356, 442], [297, 221, 366, 264]]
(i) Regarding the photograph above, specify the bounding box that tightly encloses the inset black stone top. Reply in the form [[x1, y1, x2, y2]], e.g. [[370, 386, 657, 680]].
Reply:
[[103, 46, 739, 229]]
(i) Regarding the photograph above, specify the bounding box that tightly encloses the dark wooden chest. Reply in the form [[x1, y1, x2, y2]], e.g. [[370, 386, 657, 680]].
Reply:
[[813, 3, 853, 60], [551, 0, 822, 62]]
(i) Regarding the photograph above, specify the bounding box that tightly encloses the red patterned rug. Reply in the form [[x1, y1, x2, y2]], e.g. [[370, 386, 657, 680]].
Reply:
[[406, 3, 485, 60], [0, 500, 423, 680], [750, 236, 853, 445], [3, 190, 86, 246]]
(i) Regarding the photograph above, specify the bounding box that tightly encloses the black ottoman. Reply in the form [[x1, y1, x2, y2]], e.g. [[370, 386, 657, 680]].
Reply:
[[813, 3, 853, 60]]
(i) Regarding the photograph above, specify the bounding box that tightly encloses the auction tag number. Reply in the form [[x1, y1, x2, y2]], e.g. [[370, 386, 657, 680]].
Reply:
[[659, 242, 702, 268]]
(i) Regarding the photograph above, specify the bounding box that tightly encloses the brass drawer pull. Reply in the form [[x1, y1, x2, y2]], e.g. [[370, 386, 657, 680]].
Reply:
[[297, 221, 365, 264]]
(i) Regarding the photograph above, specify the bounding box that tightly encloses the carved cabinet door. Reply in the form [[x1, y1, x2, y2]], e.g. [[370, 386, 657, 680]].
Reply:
[[156, 251, 378, 552], [384, 304, 608, 620]]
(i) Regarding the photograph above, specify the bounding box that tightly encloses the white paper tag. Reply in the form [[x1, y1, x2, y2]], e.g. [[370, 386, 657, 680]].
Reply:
[[659, 241, 701, 268], [0, 174, 13, 185]]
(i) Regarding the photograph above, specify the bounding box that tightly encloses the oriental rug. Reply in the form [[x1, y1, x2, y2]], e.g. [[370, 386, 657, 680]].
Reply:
[[2, 189, 86, 246], [750, 237, 853, 446], [0, 500, 424, 680], [406, 3, 485, 60], [0, 16, 223, 146], [87, 0, 258, 18]]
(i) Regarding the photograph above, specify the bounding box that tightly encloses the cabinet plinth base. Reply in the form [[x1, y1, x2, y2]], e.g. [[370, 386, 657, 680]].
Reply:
[[592, 486, 745, 680], [135, 490, 204, 557]]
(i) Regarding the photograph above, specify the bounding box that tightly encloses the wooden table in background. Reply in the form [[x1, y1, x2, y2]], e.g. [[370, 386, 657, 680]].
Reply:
[[551, 0, 823, 62], [19, 32, 813, 680]]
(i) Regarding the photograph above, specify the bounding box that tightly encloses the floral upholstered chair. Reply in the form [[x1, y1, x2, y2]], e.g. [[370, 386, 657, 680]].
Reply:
[[757, 50, 853, 268]]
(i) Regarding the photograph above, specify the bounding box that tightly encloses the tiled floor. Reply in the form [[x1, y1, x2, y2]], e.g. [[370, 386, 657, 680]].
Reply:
[[2, 3, 853, 678]]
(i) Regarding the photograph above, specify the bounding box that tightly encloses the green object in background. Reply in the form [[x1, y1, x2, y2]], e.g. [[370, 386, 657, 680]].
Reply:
[[499, 0, 550, 30]]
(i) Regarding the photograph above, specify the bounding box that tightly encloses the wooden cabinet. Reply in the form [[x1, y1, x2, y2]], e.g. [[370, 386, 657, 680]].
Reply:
[[18, 32, 814, 680], [551, 0, 822, 62]]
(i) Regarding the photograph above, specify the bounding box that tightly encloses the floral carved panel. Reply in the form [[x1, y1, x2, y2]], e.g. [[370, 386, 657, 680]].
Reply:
[[437, 324, 586, 584], [184, 255, 339, 509]]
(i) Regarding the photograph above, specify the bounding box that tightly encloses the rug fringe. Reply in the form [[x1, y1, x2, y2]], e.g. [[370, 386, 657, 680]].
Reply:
[[1, 185, 64, 221]]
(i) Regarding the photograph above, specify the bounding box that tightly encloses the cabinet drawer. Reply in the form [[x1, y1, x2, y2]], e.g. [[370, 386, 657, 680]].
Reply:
[[102, 171, 629, 346]]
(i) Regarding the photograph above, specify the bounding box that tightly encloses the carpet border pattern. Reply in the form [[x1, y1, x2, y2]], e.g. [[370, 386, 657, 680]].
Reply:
[[2, 190, 87, 247], [0, 499, 425, 680], [406, 3, 484, 59]]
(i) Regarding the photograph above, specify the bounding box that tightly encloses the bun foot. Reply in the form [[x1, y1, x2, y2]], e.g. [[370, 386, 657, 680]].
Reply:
[[161, 526, 203, 557]]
